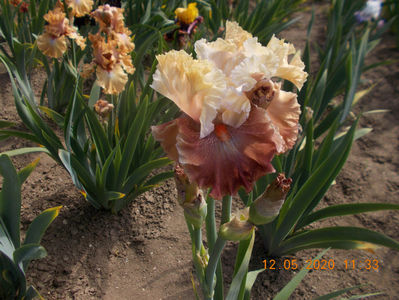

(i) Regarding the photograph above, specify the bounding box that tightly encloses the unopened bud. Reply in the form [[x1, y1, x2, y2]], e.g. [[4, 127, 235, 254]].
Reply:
[[245, 79, 280, 109], [249, 174, 292, 225], [94, 99, 114, 118], [174, 164, 207, 228], [219, 208, 254, 241], [174, 164, 200, 206], [183, 192, 207, 229], [304, 106, 313, 123]]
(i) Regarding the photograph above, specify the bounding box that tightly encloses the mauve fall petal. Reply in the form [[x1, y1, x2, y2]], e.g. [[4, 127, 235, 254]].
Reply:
[[175, 106, 278, 199], [151, 120, 179, 162]]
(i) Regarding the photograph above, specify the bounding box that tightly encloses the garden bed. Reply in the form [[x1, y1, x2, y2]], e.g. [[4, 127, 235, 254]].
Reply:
[[0, 1, 398, 299]]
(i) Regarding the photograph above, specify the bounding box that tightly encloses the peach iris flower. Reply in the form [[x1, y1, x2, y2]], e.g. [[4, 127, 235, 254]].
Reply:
[[37, 7, 86, 58], [151, 22, 307, 199], [82, 5, 135, 94], [10, 0, 21, 6], [66, 0, 94, 17]]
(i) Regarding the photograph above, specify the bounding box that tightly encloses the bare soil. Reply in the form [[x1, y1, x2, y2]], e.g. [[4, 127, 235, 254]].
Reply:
[[0, 2, 398, 299]]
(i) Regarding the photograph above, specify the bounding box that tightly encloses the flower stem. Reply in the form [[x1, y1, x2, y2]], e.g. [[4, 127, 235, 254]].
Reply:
[[204, 195, 232, 300], [194, 227, 202, 254], [205, 195, 224, 299], [205, 195, 216, 251], [221, 195, 232, 224]]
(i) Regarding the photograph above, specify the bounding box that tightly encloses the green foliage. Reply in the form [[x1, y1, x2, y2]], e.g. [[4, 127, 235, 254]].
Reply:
[[0, 154, 59, 300], [0, 1, 176, 212], [186, 195, 261, 300], [0, 0, 53, 74], [273, 249, 383, 300], [239, 0, 399, 256], [0, 54, 174, 212], [383, 0, 399, 47], [198, 0, 304, 43], [57, 80, 174, 212]]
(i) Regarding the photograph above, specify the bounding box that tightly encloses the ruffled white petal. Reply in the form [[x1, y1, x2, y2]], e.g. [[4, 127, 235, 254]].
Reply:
[[220, 89, 251, 128], [225, 21, 252, 47], [195, 38, 245, 76], [266, 35, 307, 90], [230, 53, 280, 91]]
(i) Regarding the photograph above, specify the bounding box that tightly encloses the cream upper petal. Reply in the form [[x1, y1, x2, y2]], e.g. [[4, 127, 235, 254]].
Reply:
[[195, 38, 245, 76], [266, 35, 307, 90], [225, 21, 252, 48], [230, 53, 280, 92], [151, 50, 227, 137], [220, 89, 251, 129]]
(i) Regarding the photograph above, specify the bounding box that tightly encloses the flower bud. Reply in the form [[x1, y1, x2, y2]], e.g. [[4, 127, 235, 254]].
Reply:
[[219, 208, 254, 241], [183, 192, 207, 229], [304, 106, 313, 123], [94, 99, 114, 118], [249, 174, 292, 225], [174, 164, 200, 206], [174, 164, 207, 228], [245, 79, 280, 109]]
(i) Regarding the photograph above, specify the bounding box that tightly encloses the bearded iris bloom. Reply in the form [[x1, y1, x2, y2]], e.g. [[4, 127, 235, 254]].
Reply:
[[82, 5, 135, 94], [66, 0, 94, 17], [165, 3, 203, 47], [37, 7, 86, 58], [152, 21, 307, 199], [355, 0, 382, 23]]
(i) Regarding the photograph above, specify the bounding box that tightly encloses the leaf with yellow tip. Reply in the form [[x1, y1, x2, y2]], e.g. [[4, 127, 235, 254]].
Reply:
[[354, 241, 379, 254], [38, 106, 64, 126], [80, 190, 87, 199], [18, 157, 40, 184], [23, 206, 62, 246], [0, 147, 50, 157], [362, 109, 390, 115], [352, 83, 377, 107], [107, 191, 126, 201]]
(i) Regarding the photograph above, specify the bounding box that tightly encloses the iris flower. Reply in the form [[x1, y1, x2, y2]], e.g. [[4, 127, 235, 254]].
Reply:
[[175, 3, 199, 25], [82, 5, 135, 94], [86, 33, 134, 94], [66, 0, 94, 17], [355, 0, 382, 23], [10, 0, 21, 7], [37, 7, 86, 58], [152, 21, 307, 199], [165, 3, 203, 46]]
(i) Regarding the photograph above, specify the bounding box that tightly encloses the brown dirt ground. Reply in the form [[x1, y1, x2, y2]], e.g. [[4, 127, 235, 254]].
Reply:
[[1, 2, 399, 300]]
